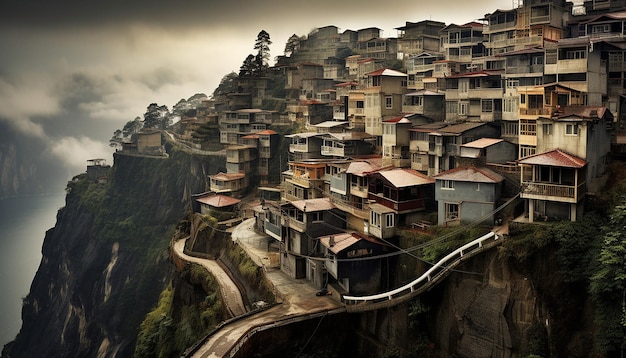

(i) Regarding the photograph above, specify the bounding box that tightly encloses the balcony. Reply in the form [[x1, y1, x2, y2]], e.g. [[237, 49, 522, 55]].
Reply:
[[429, 143, 445, 156], [368, 193, 426, 213], [521, 181, 586, 203], [289, 143, 309, 152], [264, 221, 282, 241], [321, 145, 345, 157], [283, 216, 306, 232], [519, 107, 552, 116], [332, 199, 370, 220], [484, 22, 516, 33], [544, 58, 588, 75], [350, 184, 369, 198]]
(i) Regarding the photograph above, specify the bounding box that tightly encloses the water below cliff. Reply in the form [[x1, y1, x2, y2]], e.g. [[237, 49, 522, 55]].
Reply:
[[0, 193, 65, 347]]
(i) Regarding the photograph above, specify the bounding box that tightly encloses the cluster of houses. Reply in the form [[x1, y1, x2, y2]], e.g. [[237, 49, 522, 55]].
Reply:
[[189, 0, 626, 295]]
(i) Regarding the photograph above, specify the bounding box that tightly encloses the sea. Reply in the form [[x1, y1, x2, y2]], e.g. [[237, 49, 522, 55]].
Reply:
[[0, 193, 66, 347]]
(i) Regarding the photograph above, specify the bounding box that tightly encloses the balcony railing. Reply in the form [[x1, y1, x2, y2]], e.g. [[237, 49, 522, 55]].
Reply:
[[369, 193, 426, 212], [519, 108, 552, 116], [521, 181, 586, 203], [332, 199, 370, 220]]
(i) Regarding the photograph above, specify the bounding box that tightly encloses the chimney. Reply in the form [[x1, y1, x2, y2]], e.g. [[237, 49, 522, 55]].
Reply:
[[329, 235, 335, 247]]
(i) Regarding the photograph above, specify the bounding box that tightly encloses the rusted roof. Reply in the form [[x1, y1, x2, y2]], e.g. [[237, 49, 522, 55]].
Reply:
[[383, 116, 412, 124], [196, 194, 240, 208], [288, 198, 335, 212], [518, 149, 586, 168], [433, 166, 504, 183], [378, 168, 435, 188], [461, 138, 503, 149], [256, 129, 278, 135], [554, 106, 610, 121], [240, 134, 260, 139]]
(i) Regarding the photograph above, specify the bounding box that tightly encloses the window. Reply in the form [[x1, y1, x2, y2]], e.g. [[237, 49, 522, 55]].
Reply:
[[441, 180, 455, 190], [520, 119, 537, 135], [520, 145, 536, 158], [385, 213, 395, 228], [520, 94, 526, 104], [445, 203, 459, 220], [542, 123, 553, 135], [564, 49, 586, 60], [459, 102, 468, 115], [530, 56, 543, 65], [566, 123, 579, 135], [476, 183, 480, 191], [385, 96, 393, 109], [371, 212, 381, 227], [482, 100, 493, 113], [446, 101, 458, 114]]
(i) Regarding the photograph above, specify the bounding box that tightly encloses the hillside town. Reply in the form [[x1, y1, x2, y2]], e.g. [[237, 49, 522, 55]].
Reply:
[[111, 0, 625, 298]]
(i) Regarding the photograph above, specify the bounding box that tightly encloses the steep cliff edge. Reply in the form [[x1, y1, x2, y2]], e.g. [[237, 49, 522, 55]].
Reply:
[[2, 146, 225, 358]]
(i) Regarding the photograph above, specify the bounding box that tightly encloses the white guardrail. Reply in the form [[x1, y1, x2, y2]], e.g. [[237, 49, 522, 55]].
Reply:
[[343, 231, 499, 305]]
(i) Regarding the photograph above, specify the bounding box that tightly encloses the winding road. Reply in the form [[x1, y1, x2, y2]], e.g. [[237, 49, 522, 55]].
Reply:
[[173, 239, 246, 317]]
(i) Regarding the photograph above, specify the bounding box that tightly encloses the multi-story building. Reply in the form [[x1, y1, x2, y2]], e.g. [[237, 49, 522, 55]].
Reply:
[[444, 70, 504, 122], [440, 22, 485, 71], [395, 20, 445, 61], [363, 68, 408, 140]]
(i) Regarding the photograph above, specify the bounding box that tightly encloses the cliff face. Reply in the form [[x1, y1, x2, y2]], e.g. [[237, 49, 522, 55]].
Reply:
[[2, 146, 225, 358], [354, 243, 595, 358]]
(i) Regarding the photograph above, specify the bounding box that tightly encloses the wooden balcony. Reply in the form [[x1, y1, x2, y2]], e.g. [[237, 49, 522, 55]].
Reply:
[[368, 193, 426, 213], [521, 181, 586, 203], [332, 199, 370, 220]]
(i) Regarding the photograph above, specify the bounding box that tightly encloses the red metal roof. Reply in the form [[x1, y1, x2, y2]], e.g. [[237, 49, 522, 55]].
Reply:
[[366, 68, 407, 77], [433, 166, 504, 183], [518, 149, 586, 168], [196, 194, 240, 208]]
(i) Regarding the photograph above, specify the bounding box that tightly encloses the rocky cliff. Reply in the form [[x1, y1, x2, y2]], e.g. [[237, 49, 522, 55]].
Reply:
[[2, 144, 225, 358]]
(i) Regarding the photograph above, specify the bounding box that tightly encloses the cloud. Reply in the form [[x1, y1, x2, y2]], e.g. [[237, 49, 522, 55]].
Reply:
[[49, 136, 113, 175]]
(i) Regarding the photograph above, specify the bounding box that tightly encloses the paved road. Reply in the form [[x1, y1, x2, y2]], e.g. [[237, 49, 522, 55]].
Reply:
[[173, 239, 246, 317], [190, 219, 343, 358]]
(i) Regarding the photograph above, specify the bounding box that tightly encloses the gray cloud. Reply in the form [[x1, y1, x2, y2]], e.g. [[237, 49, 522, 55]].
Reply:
[[0, 0, 517, 189]]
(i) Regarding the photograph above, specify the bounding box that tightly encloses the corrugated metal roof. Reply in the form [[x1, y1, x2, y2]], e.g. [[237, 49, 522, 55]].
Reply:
[[461, 138, 503, 149], [383, 116, 411, 123], [378, 168, 435, 187], [518, 149, 586, 168], [554, 106, 610, 121], [433, 166, 504, 183], [196, 194, 241, 208]]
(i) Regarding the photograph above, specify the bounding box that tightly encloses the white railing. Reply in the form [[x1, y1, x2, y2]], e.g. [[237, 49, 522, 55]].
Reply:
[[343, 231, 499, 305]]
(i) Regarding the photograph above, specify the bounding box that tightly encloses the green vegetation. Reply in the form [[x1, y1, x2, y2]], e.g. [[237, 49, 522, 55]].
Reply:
[[134, 264, 223, 358]]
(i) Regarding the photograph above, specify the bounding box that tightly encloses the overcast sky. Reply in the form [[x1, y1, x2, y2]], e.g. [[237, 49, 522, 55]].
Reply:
[[0, 0, 531, 179]]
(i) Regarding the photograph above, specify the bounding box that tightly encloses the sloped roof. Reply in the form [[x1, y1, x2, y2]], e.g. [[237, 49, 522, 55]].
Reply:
[[436, 122, 491, 135], [518, 149, 586, 168], [346, 160, 383, 175], [383, 116, 412, 124], [553, 106, 611, 121], [319, 232, 360, 254], [405, 90, 443, 96], [446, 70, 502, 79], [327, 132, 375, 141], [288, 198, 335, 212], [461, 138, 503, 149], [285, 132, 320, 138], [196, 194, 240, 208], [256, 129, 278, 135], [366, 68, 407, 77], [210, 172, 245, 181], [378, 168, 435, 188], [314, 121, 349, 128], [433, 166, 504, 183]]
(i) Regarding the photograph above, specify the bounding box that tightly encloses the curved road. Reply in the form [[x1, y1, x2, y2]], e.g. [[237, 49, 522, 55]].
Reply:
[[173, 239, 246, 317], [189, 218, 343, 358]]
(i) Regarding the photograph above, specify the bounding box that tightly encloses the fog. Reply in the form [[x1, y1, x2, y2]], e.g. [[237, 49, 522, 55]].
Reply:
[[0, 0, 513, 182]]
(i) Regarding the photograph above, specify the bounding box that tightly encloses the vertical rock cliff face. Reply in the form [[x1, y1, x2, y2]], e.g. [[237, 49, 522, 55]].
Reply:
[[356, 245, 594, 358], [2, 147, 225, 358]]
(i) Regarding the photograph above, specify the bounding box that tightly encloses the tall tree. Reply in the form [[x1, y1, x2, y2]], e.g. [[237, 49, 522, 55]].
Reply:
[[284, 34, 300, 57], [254, 30, 272, 72], [213, 72, 239, 97], [239, 54, 257, 77]]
